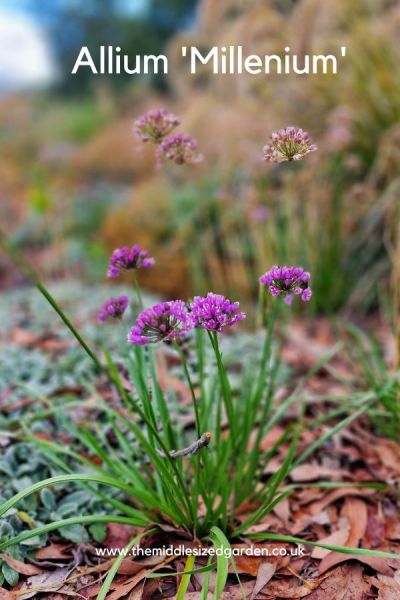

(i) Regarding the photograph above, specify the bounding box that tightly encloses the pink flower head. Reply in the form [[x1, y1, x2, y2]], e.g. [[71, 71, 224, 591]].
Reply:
[[263, 127, 317, 163], [107, 245, 155, 278], [259, 265, 312, 304], [98, 295, 129, 323], [134, 109, 180, 143], [128, 301, 194, 345], [156, 134, 203, 166], [189, 293, 246, 332]]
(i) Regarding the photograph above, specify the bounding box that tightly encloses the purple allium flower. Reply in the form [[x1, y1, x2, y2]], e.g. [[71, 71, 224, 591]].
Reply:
[[263, 127, 317, 163], [107, 245, 155, 278], [189, 293, 246, 332], [128, 301, 194, 345], [259, 265, 312, 304], [134, 109, 180, 143], [98, 295, 129, 323], [156, 134, 203, 165]]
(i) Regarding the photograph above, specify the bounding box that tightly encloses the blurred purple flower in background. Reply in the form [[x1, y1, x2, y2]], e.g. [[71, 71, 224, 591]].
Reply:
[[259, 265, 312, 304], [128, 300, 193, 345], [98, 295, 129, 323], [189, 293, 246, 332], [157, 133, 203, 165], [107, 245, 155, 278], [134, 109, 180, 143], [263, 127, 317, 163]]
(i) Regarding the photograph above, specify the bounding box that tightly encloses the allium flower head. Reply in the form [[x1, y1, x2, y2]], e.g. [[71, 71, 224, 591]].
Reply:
[[134, 109, 180, 143], [156, 134, 203, 165], [98, 295, 129, 323], [189, 293, 246, 332], [107, 245, 155, 278], [263, 127, 317, 163], [259, 266, 312, 304], [128, 301, 194, 345]]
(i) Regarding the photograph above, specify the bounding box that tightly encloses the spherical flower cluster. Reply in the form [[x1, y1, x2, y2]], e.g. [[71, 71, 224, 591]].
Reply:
[[189, 293, 246, 332], [98, 295, 129, 323], [134, 109, 180, 143], [128, 301, 194, 345], [107, 245, 155, 278], [156, 134, 203, 166], [263, 127, 317, 163], [259, 266, 312, 304]]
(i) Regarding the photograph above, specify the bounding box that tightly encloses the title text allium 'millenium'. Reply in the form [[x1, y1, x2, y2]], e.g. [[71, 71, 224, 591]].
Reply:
[[107, 245, 155, 278], [128, 301, 194, 345], [98, 295, 129, 323], [263, 127, 317, 163], [156, 134, 203, 165], [134, 109, 180, 143], [259, 266, 312, 304], [189, 293, 246, 332]]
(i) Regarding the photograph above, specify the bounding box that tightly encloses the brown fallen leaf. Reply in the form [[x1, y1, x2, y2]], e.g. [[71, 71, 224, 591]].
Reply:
[[250, 562, 276, 599], [306, 564, 370, 599], [35, 545, 72, 561], [290, 463, 345, 483], [367, 571, 400, 599], [103, 523, 138, 550], [105, 557, 174, 600], [306, 487, 374, 516], [229, 544, 289, 576], [18, 567, 72, 600], [0, 554, 41, 576], [311, 527, 350, 559], [318, 498, 393, 576]]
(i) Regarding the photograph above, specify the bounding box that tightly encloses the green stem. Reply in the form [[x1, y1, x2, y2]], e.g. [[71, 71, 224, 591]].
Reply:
[[0, 230, 103, 372], [208, 331, 237, 442], [133, 274, 144, 311], [174, 342, 201, 438]]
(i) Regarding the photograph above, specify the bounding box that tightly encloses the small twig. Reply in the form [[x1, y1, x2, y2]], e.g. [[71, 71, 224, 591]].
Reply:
[[157, 432, 211, 458]]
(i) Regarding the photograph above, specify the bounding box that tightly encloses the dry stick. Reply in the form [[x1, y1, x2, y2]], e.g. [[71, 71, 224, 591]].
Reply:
[[157, 432, 212, 458]]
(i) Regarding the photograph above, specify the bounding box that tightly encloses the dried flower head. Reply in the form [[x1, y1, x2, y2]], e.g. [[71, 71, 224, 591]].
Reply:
[[259, 266, 312, 304], [134, 109, 180, 143], [189, 293, 246, 332], [263, 127, 317, 163], [107, 245, 155, 278], [98, 295, 129, 323], [128, 300, 194, 345], [156, 134, 203, 165]]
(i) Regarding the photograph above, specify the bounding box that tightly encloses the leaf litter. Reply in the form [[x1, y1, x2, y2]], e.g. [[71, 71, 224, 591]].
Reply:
[[1, 290, 400, 598]]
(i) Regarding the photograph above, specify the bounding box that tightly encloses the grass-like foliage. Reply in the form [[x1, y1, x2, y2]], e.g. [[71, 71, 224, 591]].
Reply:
[[1, 231, 391, 573]]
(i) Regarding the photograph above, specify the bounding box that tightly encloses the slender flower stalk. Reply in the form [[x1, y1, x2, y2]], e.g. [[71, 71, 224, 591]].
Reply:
[[0, 229, 104, 372], [174, 341, 201, 438]]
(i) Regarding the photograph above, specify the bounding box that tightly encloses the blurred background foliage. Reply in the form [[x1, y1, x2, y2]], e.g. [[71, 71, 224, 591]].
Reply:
[[1, 0, 400, 316]]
